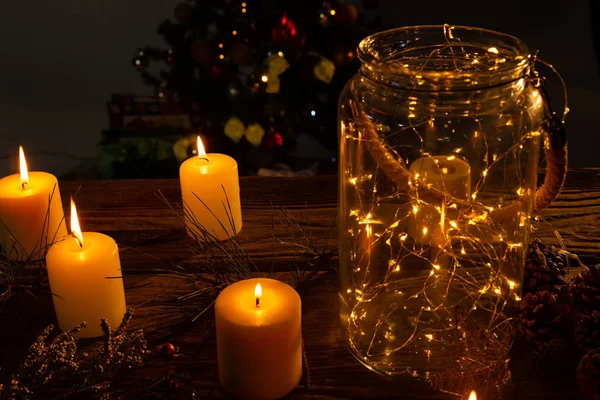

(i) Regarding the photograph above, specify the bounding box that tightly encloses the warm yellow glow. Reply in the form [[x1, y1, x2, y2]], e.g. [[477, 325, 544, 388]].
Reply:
[[70, 196, 84, 247], [218, 43, 224, 48], [197, 136, 208, 160], [241, 2, 246, 6], [449, 221, 458, 229], [433, 264, 440, 270], [487, 47, 499, 54], [422, 227, 428, 236], [261, 75, 269, 83], [412, 205, 419, 215], [277, 51, 284, 57], [482, 169, 488, 177], [441, 167, 448, 175], [232, 30, 238, 35], [242, 7, 247, 13], [219, 54, 225, 59], [330, 9, 336, 15], [425, 333, 433, 341], [19, 146, 28, 188], [508, 280, 516, 290], [447, 155, 455, 160], [468, 390, 477, 400]]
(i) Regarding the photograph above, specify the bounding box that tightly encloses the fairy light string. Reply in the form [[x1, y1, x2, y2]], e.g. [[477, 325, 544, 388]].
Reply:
[[342, 39, 569, 397]]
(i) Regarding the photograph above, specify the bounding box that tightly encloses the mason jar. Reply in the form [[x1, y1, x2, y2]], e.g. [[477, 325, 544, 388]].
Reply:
[[338, 25, 566, 397]]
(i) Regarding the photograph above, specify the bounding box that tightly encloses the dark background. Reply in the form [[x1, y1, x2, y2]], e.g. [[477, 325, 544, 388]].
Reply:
[[0, 0, 597, 178]]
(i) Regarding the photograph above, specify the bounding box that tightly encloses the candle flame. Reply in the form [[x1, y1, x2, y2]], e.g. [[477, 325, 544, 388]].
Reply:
[[70, 196, 84, 247], [255, 283, 262, 307], [19, 146, 28, 188], [197, 136, 208, 160], [468, 391, 477, 400], [255, 283, 262, 298]]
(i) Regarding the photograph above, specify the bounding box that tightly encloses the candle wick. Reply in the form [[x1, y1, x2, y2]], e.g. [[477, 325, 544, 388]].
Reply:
[[256, 297, 260, 307], [74, 234, 83, 247], [199, 156, 209, 162], [21, 182, 27, 190]]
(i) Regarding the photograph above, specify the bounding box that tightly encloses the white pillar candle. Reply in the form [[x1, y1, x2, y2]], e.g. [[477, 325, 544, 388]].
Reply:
[[179, 136, 242, 241], [0, 147, 66, 259], [46, 197, 126, 338], [216, 278, 302, 400]]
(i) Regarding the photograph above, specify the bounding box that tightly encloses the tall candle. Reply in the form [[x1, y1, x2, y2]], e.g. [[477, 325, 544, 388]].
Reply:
[[179, 136, 242, 241], [216, 278, 302, 400], [0, 147, 66, 260], [46, 197, 126, 338]]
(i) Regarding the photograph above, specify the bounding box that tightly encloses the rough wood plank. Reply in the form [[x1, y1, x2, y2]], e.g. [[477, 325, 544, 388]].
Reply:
[[1, 171, 597, 399]]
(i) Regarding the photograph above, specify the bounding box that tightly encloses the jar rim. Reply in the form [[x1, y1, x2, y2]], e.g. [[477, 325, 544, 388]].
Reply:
[[357, 25, 532, 91]]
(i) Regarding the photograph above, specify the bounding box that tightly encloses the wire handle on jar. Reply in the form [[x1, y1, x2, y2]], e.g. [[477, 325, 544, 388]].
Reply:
[[531, 58, 569, 213]]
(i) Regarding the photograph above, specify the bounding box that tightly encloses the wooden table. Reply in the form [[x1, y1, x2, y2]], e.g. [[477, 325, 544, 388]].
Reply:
[[2, 170, 599, 399]]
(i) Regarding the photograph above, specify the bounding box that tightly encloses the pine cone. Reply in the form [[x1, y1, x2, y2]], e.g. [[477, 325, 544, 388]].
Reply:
[[523, 238, 566, 294], [577, 349, 600, 400], [576, 311, 600, 353], [519, 291, 568, 342], [532, 337, 573, 375], [570, 265, 600, 311]]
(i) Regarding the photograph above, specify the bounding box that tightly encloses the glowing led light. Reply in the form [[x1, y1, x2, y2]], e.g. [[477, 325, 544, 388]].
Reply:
[[441, 167, 449, 175], [488, 47, 499, 54], [218, 43, 224, 48], [330, 9, 336, 15], [232, 30, 238, 35], [261, 75, 268, 83], [447, 155, 456, 160], [422, 227, 428, 236], [412, 205, 419, 215], [482, 169, 488, 177], [348, 177, 357, 185], [508, 280, 516, 290], [449, 221, 458, 229], [399, 233, 408, 241], [425, 334, 433, 341], [277, 51, 284, 57], [219, 54, 225, 59], [433, 264, 440, 270]]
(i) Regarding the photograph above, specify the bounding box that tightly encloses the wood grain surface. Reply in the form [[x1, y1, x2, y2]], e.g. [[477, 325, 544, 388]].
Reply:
[[2, 170, 598, 399]]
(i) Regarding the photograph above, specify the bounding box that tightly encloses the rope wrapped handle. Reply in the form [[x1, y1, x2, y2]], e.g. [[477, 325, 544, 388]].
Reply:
[[534, 82, 568, 213]]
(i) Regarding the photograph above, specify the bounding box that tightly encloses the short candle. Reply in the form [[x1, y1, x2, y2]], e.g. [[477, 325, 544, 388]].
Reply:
[[216, 278, 302, 400], [0, 146, 66, 259], [46, 197, 127, 338], [179, 136, 242, 241]]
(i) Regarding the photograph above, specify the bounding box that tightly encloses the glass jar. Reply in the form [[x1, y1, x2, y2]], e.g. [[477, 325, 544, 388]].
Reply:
[[338, 25, 560, 397]]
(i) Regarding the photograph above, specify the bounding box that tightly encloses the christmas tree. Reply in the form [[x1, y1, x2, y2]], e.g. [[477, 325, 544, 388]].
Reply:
[[132, 0, 380, 175]]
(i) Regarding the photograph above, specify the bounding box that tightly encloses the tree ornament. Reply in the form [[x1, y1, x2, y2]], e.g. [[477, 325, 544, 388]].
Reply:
[[332, 3, 358, 25], [173, 134, 198, 162], [265, 54, 290, 76], [577, 349, 600, 400], [314, 57, 335, 83], [224, 117, 246, 143], [174, 2, 193, 22], [519, 291, 569, 342], [155, 343, 177, 359], [166, 49, 175, 65], [231, 43, 252, 65], [332, 46, 356, 66], [264, 131, 284, 150], [190, 39, 213, 65], [245, 123, 266, 147], [571, 265, 600, 311], [523, 238, 566, 294], [532, 337, 573, 376], [132, 50, 149, 70], [576, 311, 600, 353], [270, 14, 302, 47], [361, 0, 379, 9]]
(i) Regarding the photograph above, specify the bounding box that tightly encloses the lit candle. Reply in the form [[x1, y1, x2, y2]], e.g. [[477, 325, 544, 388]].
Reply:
[[216, 278, 302, 400], [407, 156, 471, 246], [468, 390, 477, 400], [45, 197, 126, 338], [0, 146, 67, 259], [179, 136, 242, 241]]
